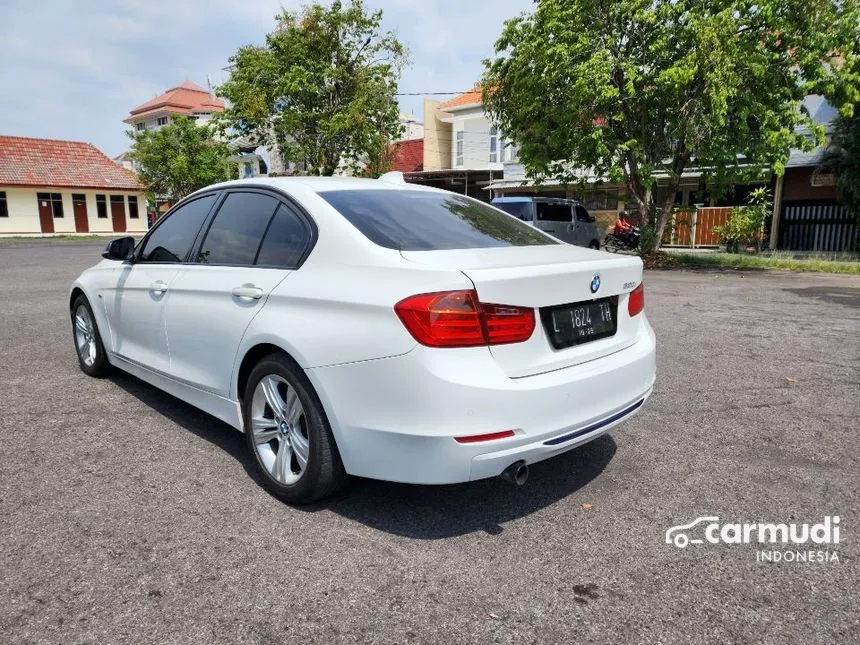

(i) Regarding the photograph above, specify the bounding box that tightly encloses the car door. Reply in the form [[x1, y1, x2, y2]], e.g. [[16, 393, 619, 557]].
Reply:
[[163, 190, 313, 396], [102, 194, 216, 372], [535, 201, 576, 243], [574, 205, 595, 246]]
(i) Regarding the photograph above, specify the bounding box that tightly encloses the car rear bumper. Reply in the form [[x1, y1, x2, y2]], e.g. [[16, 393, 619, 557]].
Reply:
[[307, 316, 656, 485]]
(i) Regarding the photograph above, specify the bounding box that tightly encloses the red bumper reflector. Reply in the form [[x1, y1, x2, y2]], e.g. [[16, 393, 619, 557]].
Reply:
[[454, 429, 516, 444]]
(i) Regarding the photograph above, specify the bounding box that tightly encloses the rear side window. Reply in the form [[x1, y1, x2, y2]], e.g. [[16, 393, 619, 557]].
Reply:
[[319, 189, 556, 251], [196, 192, 279, 265], [139, 194, 215, 263], [256, 204, 310, 268], [493, 201, 534, 222], [536, 202, 572, 222]]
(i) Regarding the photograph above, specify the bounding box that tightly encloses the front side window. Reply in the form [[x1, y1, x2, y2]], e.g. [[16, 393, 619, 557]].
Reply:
[[196, 192, 279, 265], [319, 189, 556, 251], [455, 131, 464, 167], [575, 205, 592, 222], [536, 202, 572, 223], [96, 194, 107, 218], [489, 126, 498, 163], [139, 194, 215, 263]]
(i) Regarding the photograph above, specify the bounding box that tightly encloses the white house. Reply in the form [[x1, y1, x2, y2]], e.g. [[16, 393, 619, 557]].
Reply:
[[0, 135, 147, 235], [124, 80, 225, 133]]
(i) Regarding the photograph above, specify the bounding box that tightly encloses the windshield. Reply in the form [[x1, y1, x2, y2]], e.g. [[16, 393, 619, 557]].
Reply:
[[493, 201, 534, 222], [319, 190, 557, 251]]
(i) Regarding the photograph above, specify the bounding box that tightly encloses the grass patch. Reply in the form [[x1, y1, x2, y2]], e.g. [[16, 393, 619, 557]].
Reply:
[[667, 251, 860, 275]]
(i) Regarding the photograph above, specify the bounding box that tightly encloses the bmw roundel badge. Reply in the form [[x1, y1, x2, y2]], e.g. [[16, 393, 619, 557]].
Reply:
[[590, 274, 601, 294]]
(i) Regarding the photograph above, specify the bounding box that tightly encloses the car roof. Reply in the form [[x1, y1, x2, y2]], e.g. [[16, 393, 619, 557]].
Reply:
[[200, 175, 440, 195], [492, 196, 582, 204]]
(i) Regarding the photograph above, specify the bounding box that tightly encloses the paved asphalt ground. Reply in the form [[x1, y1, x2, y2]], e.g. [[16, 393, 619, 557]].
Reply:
[[0, 240, 858, 644]]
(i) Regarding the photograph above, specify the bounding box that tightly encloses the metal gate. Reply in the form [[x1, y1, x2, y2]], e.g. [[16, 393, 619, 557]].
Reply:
[[778, 202, 858, 252]]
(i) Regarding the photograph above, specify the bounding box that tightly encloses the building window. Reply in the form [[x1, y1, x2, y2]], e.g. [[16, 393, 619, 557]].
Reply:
[[489, 127, 498, 163], [0, 191, 7, 217], [37, 193, 64, 217], [96, 194, 108, 218], [128, 195, 139, 218], [135, 122, 146, 132], [455, 130, 464, 167], [156, 117, 168, 126]]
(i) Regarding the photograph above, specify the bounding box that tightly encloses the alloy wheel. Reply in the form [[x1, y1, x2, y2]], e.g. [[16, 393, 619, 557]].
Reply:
[[250, 375, 310, 485], [74, 305, 97, 367]]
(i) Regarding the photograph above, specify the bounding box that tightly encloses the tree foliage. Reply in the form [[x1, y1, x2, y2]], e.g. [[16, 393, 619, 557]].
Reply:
[[217, 0, 407, 176], [482, 0, 857, 249], [822, 112, 860, 215], [128, 116, 234, 204]]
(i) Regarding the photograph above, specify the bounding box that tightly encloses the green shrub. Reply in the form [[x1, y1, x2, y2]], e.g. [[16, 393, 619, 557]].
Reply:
[[712, 188, 771, 253]]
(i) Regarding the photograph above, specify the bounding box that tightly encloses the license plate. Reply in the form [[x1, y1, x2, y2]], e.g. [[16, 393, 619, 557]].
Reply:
[[541, 297, 618, 349]]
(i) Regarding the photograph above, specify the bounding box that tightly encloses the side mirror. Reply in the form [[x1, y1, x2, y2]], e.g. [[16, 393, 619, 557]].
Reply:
[[102, 236, 135, 261], [588, 215, 597, 223]]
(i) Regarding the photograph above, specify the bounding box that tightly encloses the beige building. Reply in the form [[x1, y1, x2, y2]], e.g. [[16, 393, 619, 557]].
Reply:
[[0, 135, 146, 235]]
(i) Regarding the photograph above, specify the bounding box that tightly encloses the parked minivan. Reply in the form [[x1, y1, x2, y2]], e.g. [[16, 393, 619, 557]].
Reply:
[[492, 197, 602, 249]]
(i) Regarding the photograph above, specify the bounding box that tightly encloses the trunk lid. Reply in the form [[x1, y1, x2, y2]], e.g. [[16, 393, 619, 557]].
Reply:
[[401, 245, 644, 378]]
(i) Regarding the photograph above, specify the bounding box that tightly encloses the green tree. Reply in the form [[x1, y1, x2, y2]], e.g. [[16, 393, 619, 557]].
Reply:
[[482, 0, 856, 252], [821, 112, 860, 214], [128, 116, 234, 204], [217, 0, 407, 176]]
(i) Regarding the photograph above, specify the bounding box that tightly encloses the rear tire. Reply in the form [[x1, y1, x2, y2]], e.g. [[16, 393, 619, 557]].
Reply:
[[243, 353, 347, 504], [71, 294, 111, 377]]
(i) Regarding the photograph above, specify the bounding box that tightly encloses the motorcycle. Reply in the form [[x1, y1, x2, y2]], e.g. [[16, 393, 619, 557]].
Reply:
[[604, 226, 640, 252]]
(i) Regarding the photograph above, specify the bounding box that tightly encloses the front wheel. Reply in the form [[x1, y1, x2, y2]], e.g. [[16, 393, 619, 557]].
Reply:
[[243, 353, 347, 504], [71, 294, 111, 377]]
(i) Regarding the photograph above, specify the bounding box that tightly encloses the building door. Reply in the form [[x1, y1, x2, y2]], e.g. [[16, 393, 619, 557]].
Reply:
[[72, 194, 89, 233], [36, 193, 54, 233], [110, 195, 126, 232]]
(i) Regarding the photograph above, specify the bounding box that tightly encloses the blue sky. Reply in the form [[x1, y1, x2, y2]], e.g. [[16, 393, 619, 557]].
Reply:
[[0, 0, 532, 157]]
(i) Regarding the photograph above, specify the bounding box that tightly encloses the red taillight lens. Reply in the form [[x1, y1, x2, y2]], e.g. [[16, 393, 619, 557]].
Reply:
[[394, 290, 535, 348], [628, 283, 645, 317], [454, 429, 516, 444]]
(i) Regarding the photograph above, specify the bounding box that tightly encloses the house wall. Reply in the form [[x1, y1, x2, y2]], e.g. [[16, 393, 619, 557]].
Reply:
[[422, 99, 452, 171], [0, 186, 148, 235], [782, 167, 838, 202], [448, 105, 516, 171]]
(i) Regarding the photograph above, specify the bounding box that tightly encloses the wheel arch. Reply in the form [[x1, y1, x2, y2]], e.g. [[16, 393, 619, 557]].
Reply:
[[69, 286, 86, 311]]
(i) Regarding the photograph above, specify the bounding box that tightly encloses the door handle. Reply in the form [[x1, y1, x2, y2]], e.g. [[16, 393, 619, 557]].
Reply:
[[232, 285, 264, 300], [149, 280, 168, 294]]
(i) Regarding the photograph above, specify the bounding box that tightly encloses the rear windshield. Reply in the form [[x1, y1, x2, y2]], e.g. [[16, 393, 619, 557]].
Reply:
[[493, 201, 534, 222], [319, 189, 556, 251]]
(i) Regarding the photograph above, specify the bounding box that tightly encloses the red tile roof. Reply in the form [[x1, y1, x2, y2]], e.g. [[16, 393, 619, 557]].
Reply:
[[0, 136, 142, 190], [439, 87, 483, 110], [127, 80, 225, 120], [389, 138, 424, 172]]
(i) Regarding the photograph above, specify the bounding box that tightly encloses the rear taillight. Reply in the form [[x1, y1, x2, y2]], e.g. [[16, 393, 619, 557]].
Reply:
[[394, 290, 535, 348], [628, 283, 645, 317]]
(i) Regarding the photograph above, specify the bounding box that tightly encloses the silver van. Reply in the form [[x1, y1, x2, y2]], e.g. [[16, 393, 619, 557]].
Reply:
[[491, 197, 601, 249]]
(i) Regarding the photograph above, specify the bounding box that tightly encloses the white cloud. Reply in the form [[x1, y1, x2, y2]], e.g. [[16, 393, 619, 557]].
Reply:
[[0, 0, 531, 156]]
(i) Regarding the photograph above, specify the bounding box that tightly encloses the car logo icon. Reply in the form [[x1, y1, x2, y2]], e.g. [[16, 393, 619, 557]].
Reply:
[[590, 274, 600, 293]]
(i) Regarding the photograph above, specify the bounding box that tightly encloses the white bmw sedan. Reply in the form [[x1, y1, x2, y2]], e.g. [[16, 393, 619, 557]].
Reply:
[[70, 175, 655, 503]]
